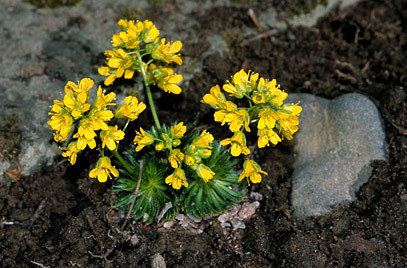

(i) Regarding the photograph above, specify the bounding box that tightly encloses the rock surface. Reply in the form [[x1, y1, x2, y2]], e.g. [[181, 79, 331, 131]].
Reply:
[[288, 93, 387, 219]]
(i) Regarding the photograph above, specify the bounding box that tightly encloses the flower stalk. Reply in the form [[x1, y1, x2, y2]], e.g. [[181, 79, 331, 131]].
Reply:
[[112, 149, 136, 175], [136, 50, 162, 131]]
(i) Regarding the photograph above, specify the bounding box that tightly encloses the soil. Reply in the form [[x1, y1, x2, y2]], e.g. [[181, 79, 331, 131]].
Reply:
[[1, 0, 406, 267]]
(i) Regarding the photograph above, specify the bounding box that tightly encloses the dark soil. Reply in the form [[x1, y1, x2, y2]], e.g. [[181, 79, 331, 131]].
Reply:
[[1, 0, 406, 267]]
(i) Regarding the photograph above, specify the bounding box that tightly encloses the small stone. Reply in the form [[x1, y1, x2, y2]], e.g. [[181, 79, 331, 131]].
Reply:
[[237, 203, 257, 220], [253, 201, 260, 208], [249, 192, 263, 201], [230, 219, 246, 230], [175, 214, 185, 221], [288, 93, 387, 219], [175, 214, 191, 228], [187, 214, 202, 223], [163, 221, 175, 229], [220, 222, 231, 228], [151, 253, 166, 268], [303, 80, 312, 88], [217, 214, 228, 223], [130, 234, 140, 246], [218, 207, 239, 223]]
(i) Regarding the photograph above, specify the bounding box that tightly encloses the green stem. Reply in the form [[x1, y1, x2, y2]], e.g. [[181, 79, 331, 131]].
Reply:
[[136, 51, 161, 131], [123, 119, 131, 132], [112, 150, 136, 175]]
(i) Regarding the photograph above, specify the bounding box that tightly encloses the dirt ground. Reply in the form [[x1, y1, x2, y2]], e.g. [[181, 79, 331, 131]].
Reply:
[[1, 0, 406, 267]]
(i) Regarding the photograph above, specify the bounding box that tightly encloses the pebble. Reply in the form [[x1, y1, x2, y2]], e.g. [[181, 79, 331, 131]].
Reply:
[[237, 203, 257, 220], [288, 93, 387, 219], [231, 219, 246, 230], [130, 234, 139, 246], [163, 221, 175, 229], [151, 253, 166, 268], [250, 192, 263, 201]]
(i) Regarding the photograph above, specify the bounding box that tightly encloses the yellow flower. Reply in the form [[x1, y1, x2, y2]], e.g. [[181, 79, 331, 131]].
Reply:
[[170, 122, 187, 139], [251, 77, 267, 104], [98, 49, 135, 86], [88, 110, 114, 131], [73, 118, 98, 150], [115, 96, 146, 120], [276, 104, 302, 140], [112, 30, 141, 49], [155, 142, 164, 151], [165, 168, 188, 190], [213, 101, 238, 123], [159, 72, 183, 94], [94, 86, 116, 110], [184, 154, 195, 166], [257, 128, 281, 148], [62, 90, 90, 119], [112, 20, 143, 48], [196, 164, 215, 182], [223, 108, 251, 133], [239, 159, 268, 184], [48, 100, 74, 142], [74, 134, 97, 150], [65, 78, 94, 100], [223, 69, 259, 98], [203, 84, 251, 133], [220, 131, 250, 157], [152, 38, 182, 65], [192, 130, 214, 149], [168, 149, 184, 168], [62, 79, 94, 119], [134, 127, 155, 151], [184, 130, 213, 168], [100, 125, 125, 151], [266, 79, 288, 107], [257, 107, 277, 130], [198, 148, 212, 158], [202, 85, 227, 110], [252, 78, 288, 106], [89, 156, 119, 183], [141, 20, 160, 43], [256, 104, 301, 146], [112, 19, 159, 48], [76, 118, 98, 138], [148, 65, 183, 94], [61, 141, 80, 165]]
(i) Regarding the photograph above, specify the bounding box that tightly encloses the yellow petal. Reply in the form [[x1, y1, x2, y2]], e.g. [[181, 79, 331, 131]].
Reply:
[[107, 58, 122, 68], [124, 69, 134, 79]]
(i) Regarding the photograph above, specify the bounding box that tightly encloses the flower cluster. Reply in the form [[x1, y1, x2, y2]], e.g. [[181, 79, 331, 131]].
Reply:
[[98, 19, 183, 95], [48, 17, 302, 223], [133, 122, 216, 189], [203, 69, 302, 183], [48, 78, 146, 182]]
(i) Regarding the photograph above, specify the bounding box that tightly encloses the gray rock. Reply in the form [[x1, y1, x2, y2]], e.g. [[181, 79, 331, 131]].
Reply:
[[151, 253, 166, 268], [258, 0, 362, 30], [289, 93, 387, 219]]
